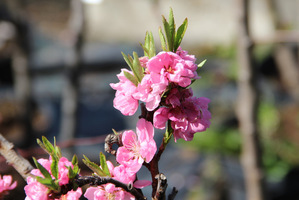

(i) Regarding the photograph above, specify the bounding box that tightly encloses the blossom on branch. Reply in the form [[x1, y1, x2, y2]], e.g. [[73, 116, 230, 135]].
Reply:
[[24, 156, 82, 200], [116, 119, 157, 173], [154, 88, 211, 142], [0, 175, 17, 194], [110, 69, 139, 116]]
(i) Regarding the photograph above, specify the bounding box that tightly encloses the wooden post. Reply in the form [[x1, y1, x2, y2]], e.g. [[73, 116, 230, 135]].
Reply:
[[59, 0, 84, 158], [236, 0, 266, 200]]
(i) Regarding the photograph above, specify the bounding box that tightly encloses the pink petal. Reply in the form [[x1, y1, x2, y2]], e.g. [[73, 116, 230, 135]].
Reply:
[[133, 180, 152, 189]]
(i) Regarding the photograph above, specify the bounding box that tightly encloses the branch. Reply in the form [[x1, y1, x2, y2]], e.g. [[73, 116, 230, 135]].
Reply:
[[0, 134, 34, 180], [75, 175, 146, 200], [167, 187, 178, 200], [154, 173, 167, 200]]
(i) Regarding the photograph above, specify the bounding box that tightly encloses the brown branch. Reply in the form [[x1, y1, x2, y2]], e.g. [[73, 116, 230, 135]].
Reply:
[[76, 175, 146, 200], [167, 187, 178, 200], [154, 173, 167, 200], [0, 134, 34, 180], [236, 0, 266, 200]]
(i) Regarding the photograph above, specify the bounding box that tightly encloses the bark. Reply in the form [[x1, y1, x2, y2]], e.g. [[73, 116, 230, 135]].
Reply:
[[236, 0, 266, 200], [0, 134, 34, 180]]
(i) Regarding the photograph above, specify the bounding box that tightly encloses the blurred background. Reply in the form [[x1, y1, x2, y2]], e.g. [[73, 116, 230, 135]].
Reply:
[[0, 0, 299, 199]]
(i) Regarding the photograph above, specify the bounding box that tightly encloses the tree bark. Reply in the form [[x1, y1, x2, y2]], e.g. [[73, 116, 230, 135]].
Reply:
[[236, 0, 266, 200]]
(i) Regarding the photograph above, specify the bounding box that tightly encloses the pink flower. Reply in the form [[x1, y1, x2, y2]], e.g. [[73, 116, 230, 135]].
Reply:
[[62, 188, 82, 200], [154, 89, 211, 142], [133, 74, 167, 111], [84, 183, 135, 200], [110, 69, 139, 116], [139, 56, 149, 69], [25, 156, 82, 200], [147, 51, 198, 87], [25, 176, 48, 200], [0, 175, 17, 193], [116, 119, 157, 173], [106, 161, 151, 188]]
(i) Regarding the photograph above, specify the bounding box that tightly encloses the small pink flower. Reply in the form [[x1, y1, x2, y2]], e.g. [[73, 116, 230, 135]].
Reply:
[[106, 161, 151, 188], [62, 188, 82, 200], [0, 175, 17, 193], [25, 156, 81, 200], [116, 119, 157, 173], [84, 183, 135, 200], [154, 89, 211, 142], [25, 176, 48, 200], [147, 51, 198, 87], [133, 74, 167, 111], [57, 157, 73, 186], [110, 69, 139, 116], [139, 56, 149, 69]]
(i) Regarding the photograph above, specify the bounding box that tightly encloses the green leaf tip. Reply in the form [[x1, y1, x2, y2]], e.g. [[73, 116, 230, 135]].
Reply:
[[198, 59, 207, 68], [160, 8, 188, 52]]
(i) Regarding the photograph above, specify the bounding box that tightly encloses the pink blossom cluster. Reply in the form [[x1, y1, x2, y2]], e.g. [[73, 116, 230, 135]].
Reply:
[[85, 119, 154, 200], [0, 175, 17, 194], [111, 48, 211, 141], [24, 156, 82, 200]]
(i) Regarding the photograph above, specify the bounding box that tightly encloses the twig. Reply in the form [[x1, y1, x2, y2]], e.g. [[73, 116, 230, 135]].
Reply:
[[167, 187, 178, 200], [154, 173, 167, 200], [0, 134, 34, 180], [75, 175, 146, 200]]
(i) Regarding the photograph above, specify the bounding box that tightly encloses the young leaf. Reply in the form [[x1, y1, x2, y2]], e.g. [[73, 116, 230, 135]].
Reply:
[[72, 155, 78, 166], [112, 129, 119, 135], [41, 136, 55, 155], [168, 8, 175, 51], [36, 138, 46, 150], [36, 176, 58, 191], [159, 27, 167, 51], [198, 59, 207, 68], [148, 32, 156, 58], [33, 157, 52, 180], [50, 156, 59, 180], [99, 152, 111, 177], [163, 120, 173, 146], [82, 155, 106, 177], [132, 52, 144, 82], [174, 18, 188, 52], [121, 52, 133, 69], [123, 70, 138, 86], [162, 16, 171, 51]]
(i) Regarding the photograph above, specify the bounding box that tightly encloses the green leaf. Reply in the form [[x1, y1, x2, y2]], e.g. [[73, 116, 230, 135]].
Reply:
[[164, 120, 173, 146], [174, 18, 188, 52], [41, 136, 55, 155], [50, 156, 59, 179], [198, 59, 207, 68], [82, 155, 106, 177], [132, 52, 144, 82], [112, 129, 119, 135], [148, 32, 156, 58], [123, 70, 138, 86], [37, 138, 46, 150], [100, 152, 111, 177], [121, 52, 133, 69], [168, 8, 175, 51], [162, 16, 171, 51], [33, 157, 52, 180], [72, 155, 78, 166], [159, 27, 167, 51], [36, 176, 59, 191]]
